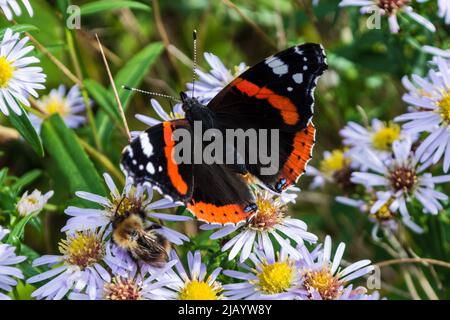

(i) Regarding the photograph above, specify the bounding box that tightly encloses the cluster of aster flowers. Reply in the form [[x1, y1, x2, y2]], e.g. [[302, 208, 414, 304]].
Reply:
[[21, 172, 377, 300], [309, 47, 450, 239], [13, 52, 379, 300], [338, 0, 437, 33], [0, 227, 26, 300], [0, 3, 87, 131]]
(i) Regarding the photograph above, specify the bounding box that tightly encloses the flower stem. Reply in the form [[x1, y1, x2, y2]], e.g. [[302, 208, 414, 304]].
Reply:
[[65, 29, 102, 151]]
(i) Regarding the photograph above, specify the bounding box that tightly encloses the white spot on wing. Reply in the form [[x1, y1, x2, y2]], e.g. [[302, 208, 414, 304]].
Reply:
[[292, 73, 303, 84], [139, 133, 153, 157], [125, 145, 133, 158], [265, 56, 288, 76], [146, 162, 155, 174], [139, 165, 144, 170], [273, 65, 288, 75], [158, 166, 163, 172], [287, 87, 293, 91]]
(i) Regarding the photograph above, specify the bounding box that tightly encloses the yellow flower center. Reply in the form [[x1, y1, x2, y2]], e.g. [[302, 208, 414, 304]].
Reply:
[[111, 193, 142, 217], [303, 267, 342, 300], [370, 199, 395, 221], [233, 65, 247, 78], [437, 91, 450, 124], [169, 111, 185, 119], [250, 191, 285, 230], [319, 149, 350, 175], [389, 166, 417, 193], [45, 97, 69, 116], [178, 280, 220, 300], [257, 261, 294, 294], [104, 277, 141, 300], [372, 123, 401, 151], [0, 56, 14, 88], [26, 196, 39, 206], [59, 231, 104, 269], [376, 0, 409, 15]]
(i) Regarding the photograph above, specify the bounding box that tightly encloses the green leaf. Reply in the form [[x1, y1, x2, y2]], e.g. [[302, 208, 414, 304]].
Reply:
[[98, 42, 163, 143], [13, 281, 36, 300], [41, 114, 106, 198], [115, 42, 164, 108], [11, 170, 42, 194], [0, 24, 39, 38], [7, 213, 37, 245], [7, 105, 44, 157], [80, 0, 151, 16], [84, 79, 121, 123], [0, 168, 8, 186]]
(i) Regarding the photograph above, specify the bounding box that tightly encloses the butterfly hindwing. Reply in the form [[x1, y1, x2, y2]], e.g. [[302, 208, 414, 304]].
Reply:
[[188, 163, 257, 224]]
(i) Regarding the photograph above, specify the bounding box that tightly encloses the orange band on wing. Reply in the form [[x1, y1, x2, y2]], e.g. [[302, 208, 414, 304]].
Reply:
[[232, 77, 299, 126], [187, 201, 255, 225], [279, 122, 316, 188], [163, 121, 188, 195]]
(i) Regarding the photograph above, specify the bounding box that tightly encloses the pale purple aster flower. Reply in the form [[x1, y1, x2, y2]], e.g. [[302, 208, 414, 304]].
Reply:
[[185, 52, 247, 105], [223, 247, 306, 300], [395, 57, 450, 172], [306, 149, 356, 189], [335, 195, 424, 237], [27, 230, 111, 300], [437, 0, 450, 23], [298, 235, 374, 300], [29, 85, 87, 133], [417, 0, 450, 24], [134, 98, 185, 130], [62, 173, 191, 245], [422, 45, 450, 66], [103, 242, 138, 278], [351, 138, 450, 225], [0, 0, 33, 20], [340, 286, 381, 300], [423, 45, 450, 58], [16, 189, 53, 216], [151, 250, 224, 300], [69, 254, 177, 300], [200, 189, 317, 263], [0, 227, 26, 300], [0, 29, 46, 116], [339, 0, 436, 33], [340, 118, 413, 164], [280, 186, 301, 204]]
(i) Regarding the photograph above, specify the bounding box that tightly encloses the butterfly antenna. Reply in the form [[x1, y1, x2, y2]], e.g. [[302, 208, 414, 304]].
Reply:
[[95, 34, 132, 142], [191, 29, 197, 99], [122, 86, 181, 103]]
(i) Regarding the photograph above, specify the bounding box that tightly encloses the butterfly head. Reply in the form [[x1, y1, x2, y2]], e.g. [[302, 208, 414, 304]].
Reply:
[[180, 91, 215, 128], [180, 91, 202, 111]]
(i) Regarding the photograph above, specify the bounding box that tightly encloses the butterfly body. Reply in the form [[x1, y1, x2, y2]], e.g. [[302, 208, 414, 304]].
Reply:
[[121, 43, 327, 225]]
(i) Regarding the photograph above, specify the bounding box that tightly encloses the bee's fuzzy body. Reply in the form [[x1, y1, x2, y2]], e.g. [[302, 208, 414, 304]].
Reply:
[[112, 210, 170, 266]]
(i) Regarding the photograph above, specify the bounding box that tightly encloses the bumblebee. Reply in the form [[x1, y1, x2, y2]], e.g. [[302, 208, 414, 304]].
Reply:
[[112, 206, 170, 267]]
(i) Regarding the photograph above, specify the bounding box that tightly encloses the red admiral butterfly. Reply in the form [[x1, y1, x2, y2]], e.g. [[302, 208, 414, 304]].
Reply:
[[121, 43, 327, 225]]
